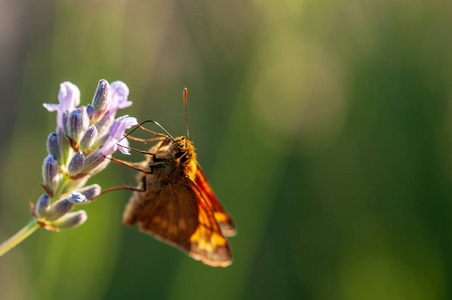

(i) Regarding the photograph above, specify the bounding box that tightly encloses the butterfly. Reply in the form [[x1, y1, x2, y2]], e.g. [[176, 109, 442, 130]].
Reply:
[[121, 89, 235, 267]]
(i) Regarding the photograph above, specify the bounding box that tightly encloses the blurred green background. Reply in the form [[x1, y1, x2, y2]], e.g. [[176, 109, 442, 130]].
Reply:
[[1, 0, 452, 299]]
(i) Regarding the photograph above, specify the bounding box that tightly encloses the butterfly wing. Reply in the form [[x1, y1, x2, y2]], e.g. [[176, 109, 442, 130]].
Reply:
[[195, 163, 236, 237], [124, 178, 232, 267], [132, 183, 199, 250], [186, 179, 232, 266]]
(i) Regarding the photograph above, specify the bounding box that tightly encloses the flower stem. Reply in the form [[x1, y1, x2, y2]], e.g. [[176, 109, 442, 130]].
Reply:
[[0, 219, 40, 257]]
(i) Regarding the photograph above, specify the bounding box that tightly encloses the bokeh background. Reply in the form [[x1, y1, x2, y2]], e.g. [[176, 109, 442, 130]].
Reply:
[[1, 0, 452, 299]]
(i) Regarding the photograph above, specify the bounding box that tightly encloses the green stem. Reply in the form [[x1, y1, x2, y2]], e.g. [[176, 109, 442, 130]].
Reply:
[[0, 219, 40, 257]]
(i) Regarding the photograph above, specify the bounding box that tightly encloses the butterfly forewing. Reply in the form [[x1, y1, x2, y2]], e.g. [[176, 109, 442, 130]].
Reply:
[[195, 163, 236, 237], [188, 180, 232, 266]]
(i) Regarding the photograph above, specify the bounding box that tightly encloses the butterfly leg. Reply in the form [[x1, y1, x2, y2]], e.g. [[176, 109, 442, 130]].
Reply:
[[105, 156, 153, 174], [114, 143, 156, 156], [98, 175, 147, 197], [125, 135, 166, 145]]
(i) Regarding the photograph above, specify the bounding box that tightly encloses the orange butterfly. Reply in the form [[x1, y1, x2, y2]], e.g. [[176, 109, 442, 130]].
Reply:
[[121, 89, 235, 267]]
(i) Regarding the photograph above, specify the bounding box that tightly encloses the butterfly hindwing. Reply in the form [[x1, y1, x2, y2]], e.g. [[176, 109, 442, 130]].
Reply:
[[136, 183, 199, 250], [125, 177, 232, 266]]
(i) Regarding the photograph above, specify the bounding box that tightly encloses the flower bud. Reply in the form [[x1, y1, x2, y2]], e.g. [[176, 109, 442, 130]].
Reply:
[[91, 79, 110, 123], [90, 158, 110, 176], [52, 210, 87, 229], [86, 104, 95, 120], [62, 111, 69, 135], [35, 194, 50, 218], [94, 114, 115, 142], [79, 126, 97, 151], [46, 199, 74, 221], [67, 108, 83, 144], [68, 152, 85, 177], [77, 184, 101, 201], [92, 133, 109, 150], [80, 106, 90, 132], [81, 149, 108, 175], [42, 155, 60, 196], [57, 127, 71, 165], [45, 192, 86, 222], [47, 132, 62, 164]]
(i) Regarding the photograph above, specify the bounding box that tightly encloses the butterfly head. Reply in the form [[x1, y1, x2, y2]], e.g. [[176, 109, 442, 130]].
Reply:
[[171, 136, 195, 163], [169, 136, 197, 179]]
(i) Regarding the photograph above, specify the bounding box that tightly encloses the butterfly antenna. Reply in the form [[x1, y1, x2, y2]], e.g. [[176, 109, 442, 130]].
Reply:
[[120, 120, 175, 143], [184, 88, 190, 140]]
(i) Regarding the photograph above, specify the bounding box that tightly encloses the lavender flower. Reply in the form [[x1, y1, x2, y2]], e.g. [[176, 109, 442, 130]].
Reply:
[[0, 79, 139, 256], [36, 79, 136, 230]]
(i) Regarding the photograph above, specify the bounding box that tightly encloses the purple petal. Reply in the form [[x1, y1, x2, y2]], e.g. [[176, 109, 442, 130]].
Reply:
[[109, 115, 137, 139], [43, 103, 60, 112], [109, 81, 132, 111], [100, 138, 117, 156], [118, 99, 133, 109], [58, 82, 81, 111], [100, 115, 137, 156], [108, 117, 124, 140], [118, 138, 131, 155]]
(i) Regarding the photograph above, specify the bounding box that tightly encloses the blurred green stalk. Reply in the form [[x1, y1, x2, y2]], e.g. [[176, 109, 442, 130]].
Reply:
[[0, 219, 39, 257]]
